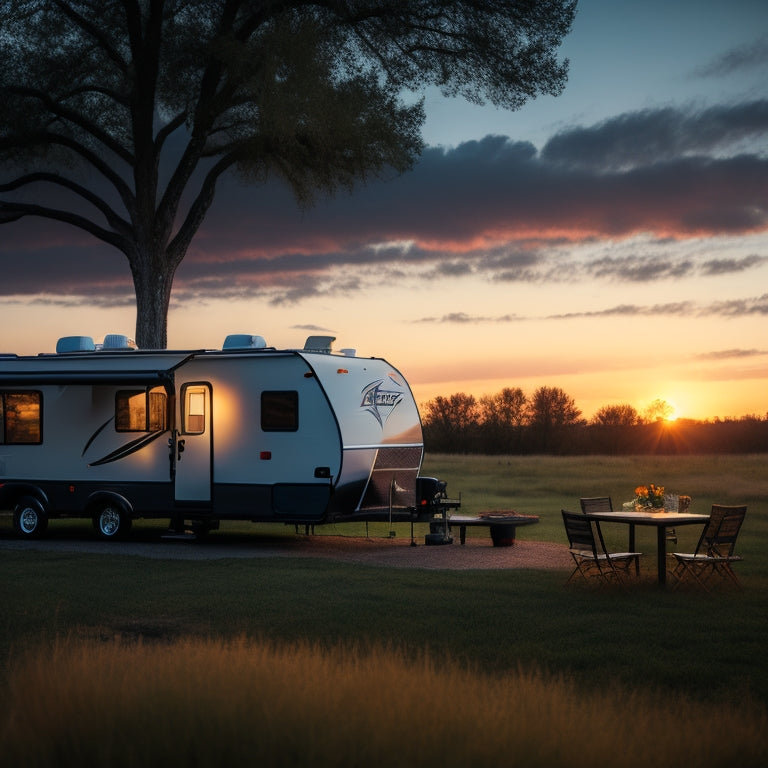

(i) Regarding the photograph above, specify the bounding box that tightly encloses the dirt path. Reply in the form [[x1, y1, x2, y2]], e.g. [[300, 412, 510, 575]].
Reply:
[[0, 531, 571, 571]]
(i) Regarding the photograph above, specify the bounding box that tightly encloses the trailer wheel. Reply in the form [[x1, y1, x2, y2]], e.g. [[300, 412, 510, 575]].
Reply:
[[13, 496, 49, 538], [92, 503, 132, 540]]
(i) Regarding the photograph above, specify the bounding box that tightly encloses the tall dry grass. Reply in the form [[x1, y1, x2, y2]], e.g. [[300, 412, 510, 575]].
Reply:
[[2, 636, 766, 767]]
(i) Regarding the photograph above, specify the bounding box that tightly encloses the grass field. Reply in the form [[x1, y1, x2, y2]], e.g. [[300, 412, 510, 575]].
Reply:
[[1, 453, 767, 766]]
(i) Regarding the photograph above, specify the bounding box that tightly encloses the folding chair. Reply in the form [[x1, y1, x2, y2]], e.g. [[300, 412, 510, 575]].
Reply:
[[580, 496, 642, 576], [580, 497, 613, 514], [562, 510, 642, 586], [670, 505, 747, 591]]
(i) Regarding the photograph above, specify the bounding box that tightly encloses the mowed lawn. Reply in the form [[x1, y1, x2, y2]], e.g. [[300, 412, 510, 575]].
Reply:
[[1, 454, 767, 766]]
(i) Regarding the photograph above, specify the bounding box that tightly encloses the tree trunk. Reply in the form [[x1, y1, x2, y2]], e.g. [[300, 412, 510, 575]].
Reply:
[[131, 253, 176, 349]]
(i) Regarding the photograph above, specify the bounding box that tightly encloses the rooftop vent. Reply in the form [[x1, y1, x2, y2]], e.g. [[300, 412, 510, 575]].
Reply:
[[56, 336, 96, 353], [303, 335, 335, 353], [101, 334, 137, 350], [339, 348, 356, 357], [223, 334, 267, 350]]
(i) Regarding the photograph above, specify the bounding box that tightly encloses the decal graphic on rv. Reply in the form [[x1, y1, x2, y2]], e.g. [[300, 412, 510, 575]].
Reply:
[[88, 430, 168, 467], [360, 377, 404, 427]]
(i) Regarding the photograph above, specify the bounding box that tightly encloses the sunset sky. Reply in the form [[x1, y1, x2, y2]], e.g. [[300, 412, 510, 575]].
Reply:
[[1, 0, 767, 421]]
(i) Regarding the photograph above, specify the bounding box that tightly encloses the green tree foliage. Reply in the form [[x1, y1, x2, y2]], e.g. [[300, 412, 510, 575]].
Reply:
[[0, 0, 575, 347]]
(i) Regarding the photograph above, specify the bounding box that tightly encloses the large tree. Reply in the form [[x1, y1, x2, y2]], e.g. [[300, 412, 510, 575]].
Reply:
[[527, 384, 582, 452], [1, 0, 575, 348], [479, 386, 527, 452]]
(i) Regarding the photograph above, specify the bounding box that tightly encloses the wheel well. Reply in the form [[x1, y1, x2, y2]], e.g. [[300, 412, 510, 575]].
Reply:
[[85, 492, 133, 518], [1, 484, 48, 513]]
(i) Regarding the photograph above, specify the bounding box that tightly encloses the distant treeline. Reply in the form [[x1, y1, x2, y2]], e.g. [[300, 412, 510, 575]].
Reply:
[[420, 387, 768, 455]]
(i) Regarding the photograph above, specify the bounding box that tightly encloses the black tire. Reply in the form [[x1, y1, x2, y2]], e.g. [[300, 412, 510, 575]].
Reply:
[[13, 496, 49, 538], [92, 503, 132, 540]]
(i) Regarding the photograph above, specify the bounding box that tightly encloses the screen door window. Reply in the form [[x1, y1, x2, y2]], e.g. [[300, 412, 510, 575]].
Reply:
[[182, 385, 207, 434]]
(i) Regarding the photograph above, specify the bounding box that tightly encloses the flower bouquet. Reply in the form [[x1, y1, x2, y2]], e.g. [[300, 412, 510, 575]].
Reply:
[[633, 483, 665, 509]]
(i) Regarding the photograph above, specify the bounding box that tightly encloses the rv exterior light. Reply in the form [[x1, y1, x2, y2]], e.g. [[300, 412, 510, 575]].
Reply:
[[337, 368, 348, 374], [260, 451, 272, 460]]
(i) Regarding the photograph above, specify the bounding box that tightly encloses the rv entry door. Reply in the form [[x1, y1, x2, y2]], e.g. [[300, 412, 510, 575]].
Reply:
[[175, 382, 212, 502]]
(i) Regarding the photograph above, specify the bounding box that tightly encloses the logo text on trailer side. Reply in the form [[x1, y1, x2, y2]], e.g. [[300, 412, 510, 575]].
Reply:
[[360, 378, 404, 426]]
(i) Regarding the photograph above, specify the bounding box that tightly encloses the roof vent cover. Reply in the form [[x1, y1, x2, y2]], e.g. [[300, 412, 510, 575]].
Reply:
[[101, 334, 137, 350], [223, 334, 267, 349]]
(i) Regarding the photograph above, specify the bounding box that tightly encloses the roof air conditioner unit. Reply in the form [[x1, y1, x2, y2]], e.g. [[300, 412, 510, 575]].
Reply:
[[56, 336, 96, 353], [303, 335, 335, 353], [223, 334, 267, 349]]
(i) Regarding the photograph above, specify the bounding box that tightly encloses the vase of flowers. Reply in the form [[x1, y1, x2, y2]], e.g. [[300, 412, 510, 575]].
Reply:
[[634, 484, 665, 510]]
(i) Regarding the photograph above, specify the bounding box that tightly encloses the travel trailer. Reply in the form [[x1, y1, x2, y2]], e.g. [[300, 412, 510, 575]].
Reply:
[[0, 333, 428, 539]]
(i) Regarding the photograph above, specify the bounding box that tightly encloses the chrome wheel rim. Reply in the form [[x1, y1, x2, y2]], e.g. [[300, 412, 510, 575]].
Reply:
[[19, 506, 39, 534], [98, 507, 121, 536]]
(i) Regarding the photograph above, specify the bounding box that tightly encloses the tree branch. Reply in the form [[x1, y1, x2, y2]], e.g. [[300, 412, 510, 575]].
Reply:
[[1, 131, 136, 216], [0, 200, 128, 253], [166, 152, 239, 263], [7, 86, 134, 165], [51, 0, 131, 76], [0, 171, 131, 236], [61, 84, 131, 109], [154, 111, 188, 154]]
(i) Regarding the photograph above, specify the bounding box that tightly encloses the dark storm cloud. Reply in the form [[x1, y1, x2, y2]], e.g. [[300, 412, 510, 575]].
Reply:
[[2, 102, 767, 309]]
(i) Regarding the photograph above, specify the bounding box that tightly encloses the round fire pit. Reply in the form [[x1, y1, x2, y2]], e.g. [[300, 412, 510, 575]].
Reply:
[[489, 522, 518, 547]]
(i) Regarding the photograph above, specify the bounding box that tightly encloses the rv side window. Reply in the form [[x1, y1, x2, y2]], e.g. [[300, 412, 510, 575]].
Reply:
[[116, 387, 168, 432], [181, 384, 208, 435], [261, 390, 298, 431], [0, 391, 42, 444]]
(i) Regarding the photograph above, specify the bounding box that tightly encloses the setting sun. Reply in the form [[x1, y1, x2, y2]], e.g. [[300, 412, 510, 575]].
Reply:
[[643, 398, 678, 423]]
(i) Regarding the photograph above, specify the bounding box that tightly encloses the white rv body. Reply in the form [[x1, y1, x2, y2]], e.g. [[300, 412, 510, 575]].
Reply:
[[0, 335, 424, 538]]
